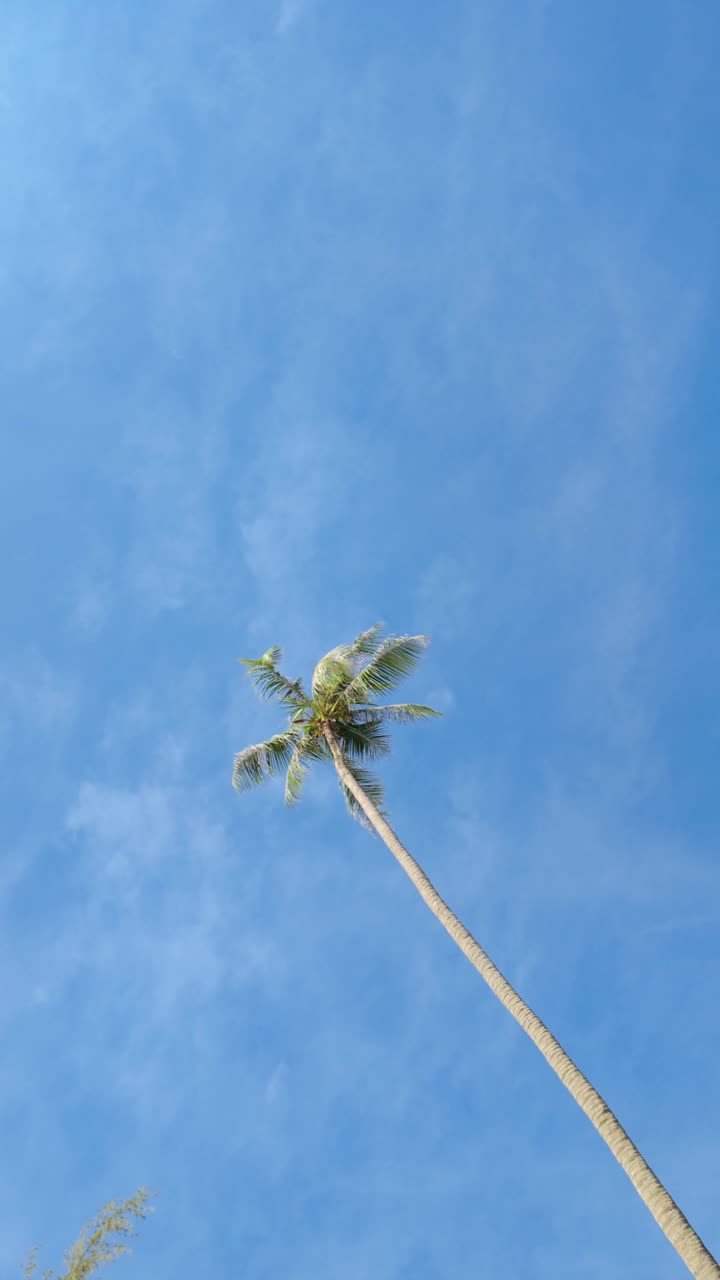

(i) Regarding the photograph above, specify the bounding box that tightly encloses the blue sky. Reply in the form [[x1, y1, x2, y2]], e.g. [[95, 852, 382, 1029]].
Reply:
[[1, 1, 719, 1275]]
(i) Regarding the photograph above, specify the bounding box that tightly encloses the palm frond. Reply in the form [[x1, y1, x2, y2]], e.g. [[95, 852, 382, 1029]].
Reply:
[[301, 734, 331, 762], [345, 622, 384, 660], [333, 718, 391, 759], [239, 652, 307, 706], [311, 652, 351, 698], [354, 702, 442, 724], [310, 623, 384, 699], [284, 746, 308, 805], [343, 634, 429, 703], [232, 730, 299, 792], [261, 645, 283, 666], [338, 759, 387, 829], [283, 736, 329, 805]]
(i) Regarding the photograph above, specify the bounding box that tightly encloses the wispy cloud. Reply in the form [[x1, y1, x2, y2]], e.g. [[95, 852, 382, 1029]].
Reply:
[[0, 657, 77, 757], [415, 554, 478, 640], [235, 386, 366, 649], [113, 406, 228, 615], [276, 0, 315, 36]]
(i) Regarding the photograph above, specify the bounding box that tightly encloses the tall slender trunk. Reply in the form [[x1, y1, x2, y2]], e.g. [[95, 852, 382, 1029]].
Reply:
[[324, 726, 719, 1280]]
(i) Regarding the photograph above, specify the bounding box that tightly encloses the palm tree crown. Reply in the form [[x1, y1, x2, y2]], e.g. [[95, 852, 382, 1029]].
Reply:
[[232, 623, 440, 823]]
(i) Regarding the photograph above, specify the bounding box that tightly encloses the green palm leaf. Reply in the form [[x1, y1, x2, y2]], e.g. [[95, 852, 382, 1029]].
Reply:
[[232, 730, 299, 792], [333, 717, 391, 759], [284, 746, 308, 805], [239, 650, 307, 706], [284, 737, 329, 804], [310, 652, 351, 698], [356, 702, 442, 724], [337, 759, 386, 828], [344, 622, 384, 660], [343, 634, 429, 703], [310, 623, 384, 698]]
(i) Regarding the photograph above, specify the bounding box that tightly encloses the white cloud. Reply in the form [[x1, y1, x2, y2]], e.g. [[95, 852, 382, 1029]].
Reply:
[[238, 419, 348, 584], [66, 547, 116, 639], [68, 579, 111, 637], [276, 0, 313, 36], [114, 408, 228, 615], [0, 657, 77, 757], [235, 400, 364, 650], [67, 781, 179, 882], [416, 553, 477, 640], [264, 1061, 289, 1106]]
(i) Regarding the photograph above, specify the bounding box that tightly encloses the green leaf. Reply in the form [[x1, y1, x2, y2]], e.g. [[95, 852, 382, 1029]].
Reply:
[[284, 734, 330, 804], [343, 634, 429, 703], [356, 702, 442, 724], [310, 623, 385, 700], [345, 623, 384, 660], [232, 731, 299, 793], [333, 718, 391, 759], [284, 746, 308, 805], [63, 1190, 152, 1280], [239, 653, 307, 706], [338, 759, 386, 829], [259, 645, 283, 666], [311, 653, 351, 699], [23, 1190, 153, 1280]]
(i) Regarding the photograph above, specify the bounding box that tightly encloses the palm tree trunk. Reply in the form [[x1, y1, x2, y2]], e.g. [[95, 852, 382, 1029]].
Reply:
[[324, 726, 720, 1280]]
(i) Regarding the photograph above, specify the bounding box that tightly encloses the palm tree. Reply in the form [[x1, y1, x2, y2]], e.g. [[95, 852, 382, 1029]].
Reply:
[[232, 623, 719, 1280]]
